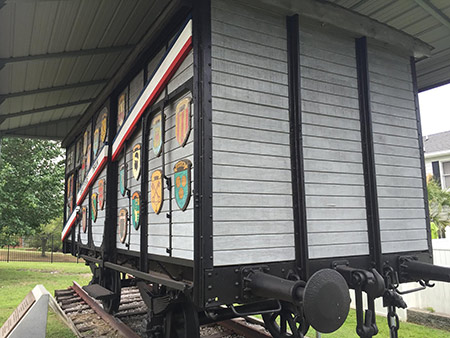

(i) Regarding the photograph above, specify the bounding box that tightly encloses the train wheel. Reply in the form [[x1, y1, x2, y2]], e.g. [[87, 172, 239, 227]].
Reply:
[[262, 302, 309, 338], [165, 299, 200, 338], [101, 268, 121, 314]]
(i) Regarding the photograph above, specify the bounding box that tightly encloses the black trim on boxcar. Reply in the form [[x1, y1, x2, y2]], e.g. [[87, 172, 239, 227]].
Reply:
[[355, 37, 382, 271], [104, 95, 118, 264], [140, 114, 149, 273], [410, 56, 433, 260], [193, 0, 213, 308], [286, 14, 309, 280]]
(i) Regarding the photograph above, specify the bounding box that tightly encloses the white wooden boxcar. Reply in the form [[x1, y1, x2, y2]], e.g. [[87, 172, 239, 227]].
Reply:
[[57, 0, 450, 337]]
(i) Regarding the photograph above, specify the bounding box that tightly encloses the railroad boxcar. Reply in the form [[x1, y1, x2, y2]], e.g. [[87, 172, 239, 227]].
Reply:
[[59, 0, 450, 337]]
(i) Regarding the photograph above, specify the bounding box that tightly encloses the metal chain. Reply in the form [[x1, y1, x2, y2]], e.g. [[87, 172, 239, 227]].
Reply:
[[384, 266, 400, 338], [387, 308, 399, 338]]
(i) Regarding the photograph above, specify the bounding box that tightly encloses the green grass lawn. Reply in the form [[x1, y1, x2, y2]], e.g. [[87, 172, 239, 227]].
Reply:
[[0, 261, 91, 337], [254, 307, 450, 338], [306, 309, 450, 338]]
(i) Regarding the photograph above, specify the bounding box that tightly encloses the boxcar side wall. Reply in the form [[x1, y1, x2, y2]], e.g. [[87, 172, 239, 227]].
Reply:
[[211, 0, 296, 266], [300, 25, 370, 260], [210, 0, 432, 269], [368, 44, 429, 254], [62, 15, 195, 268]]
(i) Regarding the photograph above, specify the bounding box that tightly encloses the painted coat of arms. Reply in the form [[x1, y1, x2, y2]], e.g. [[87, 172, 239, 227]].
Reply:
[[86, 144, 91, 170], [93, 128, 100, 157], [119, 164, 127, 196], [83, 130, 89, 155], [91, 193, 98, 222], [132, 143, 141, 181], [118, 208, 128, 243], [67, 174, 74, 213], [174, 159, 192, 211], [76, 138, 83, 167], [117, 94, 126, 129], [98, 179, 105, 210], [151, 170, 163, 214], [175, 98, 191, 147], [100, 112, 108, 143], [151, 113, 163, 157], [82, 207, 87, 233], [131, 192, 141, 230]]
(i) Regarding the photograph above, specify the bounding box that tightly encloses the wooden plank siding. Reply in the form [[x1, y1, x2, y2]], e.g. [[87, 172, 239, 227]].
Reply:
[[91, 166, 107, 248], [116, 126, 143, 252], [300, 26, 370, 259], [368, 45, 428, 254], [147, 91, 194, 261], [211, 0, 295, 266], [112, 48, 194, 257], [78, 199, 89, 246]]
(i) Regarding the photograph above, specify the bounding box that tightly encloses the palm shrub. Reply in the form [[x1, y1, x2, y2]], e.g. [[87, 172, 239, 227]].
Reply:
[[427, 179, 450, 238]]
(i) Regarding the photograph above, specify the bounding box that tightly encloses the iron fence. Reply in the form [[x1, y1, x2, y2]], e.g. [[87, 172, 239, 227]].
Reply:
[[0, 234, 77, 263]]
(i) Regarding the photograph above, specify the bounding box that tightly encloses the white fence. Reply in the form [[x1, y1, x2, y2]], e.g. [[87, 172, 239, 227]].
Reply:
[[402, 238, 450, 316]]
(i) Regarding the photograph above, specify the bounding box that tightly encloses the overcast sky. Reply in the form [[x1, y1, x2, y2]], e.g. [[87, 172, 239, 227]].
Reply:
[[419, 83, 450, 136]]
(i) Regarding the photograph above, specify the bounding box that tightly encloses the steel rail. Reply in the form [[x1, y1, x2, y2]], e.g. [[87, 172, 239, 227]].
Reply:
[[219, 318, 272, 338], [71, 281, 139, 338]]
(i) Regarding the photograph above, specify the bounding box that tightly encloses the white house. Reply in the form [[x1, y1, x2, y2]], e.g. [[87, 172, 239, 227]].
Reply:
[[424, 131, 450, 190]]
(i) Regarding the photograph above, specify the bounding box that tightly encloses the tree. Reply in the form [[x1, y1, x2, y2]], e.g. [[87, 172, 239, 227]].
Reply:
[[427, 179, 450, 239], [0, 138, 64, 245], [27, 216, 64, 255]]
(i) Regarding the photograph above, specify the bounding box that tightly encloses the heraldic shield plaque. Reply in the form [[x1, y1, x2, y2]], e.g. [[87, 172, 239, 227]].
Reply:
[[91, 193, 98, 222], [131, 192, 141, 230], [81, 207, 87, 233], [119, 164, 127, 196], [93, 128, 99, 157], [174, 159, 192, 211], [98, 179, 105, 210], [118, 208, 128, 243], [175, 98, 191, 147], [132, 143, 141, 181], [151, 113, 163, 157], [151, 170, 163, 214], [100, 112, 107, 143], [117, 93, 126, 129]]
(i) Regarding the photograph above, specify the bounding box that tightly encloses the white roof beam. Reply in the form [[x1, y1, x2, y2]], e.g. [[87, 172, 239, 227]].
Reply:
[[415, 0, 450, 31], [0, 79, 107, 104], [0, 99, 92, 121], [1, 117, 79, 137], [0, 45, 134, 66]]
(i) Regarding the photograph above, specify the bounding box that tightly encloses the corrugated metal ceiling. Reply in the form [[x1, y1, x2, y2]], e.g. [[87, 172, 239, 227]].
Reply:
[[0, 0, 449, 140], [327, 0, 450, 91], [0, 0, 164, 140]]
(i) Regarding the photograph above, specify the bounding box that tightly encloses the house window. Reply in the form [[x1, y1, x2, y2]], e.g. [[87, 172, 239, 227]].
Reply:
[[442, 161, 450, 189]]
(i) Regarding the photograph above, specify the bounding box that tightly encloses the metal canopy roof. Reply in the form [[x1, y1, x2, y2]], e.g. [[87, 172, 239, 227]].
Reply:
[[0, 0, 449, 141], [0, 0, 171, 140], [326, 0, 450, 92]]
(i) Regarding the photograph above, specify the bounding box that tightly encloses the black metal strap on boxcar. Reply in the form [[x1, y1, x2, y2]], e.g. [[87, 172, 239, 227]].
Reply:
[[159, 86, 173, 257], [410, 56, 434, 256], [104, 261, 192, 292], [193, 0, 213, 308], [287, 14, 309, 280], [355, 36, 383, 272]]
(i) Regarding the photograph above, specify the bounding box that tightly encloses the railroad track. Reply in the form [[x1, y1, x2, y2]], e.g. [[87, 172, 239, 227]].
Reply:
[[54, 282, 272, 337]]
